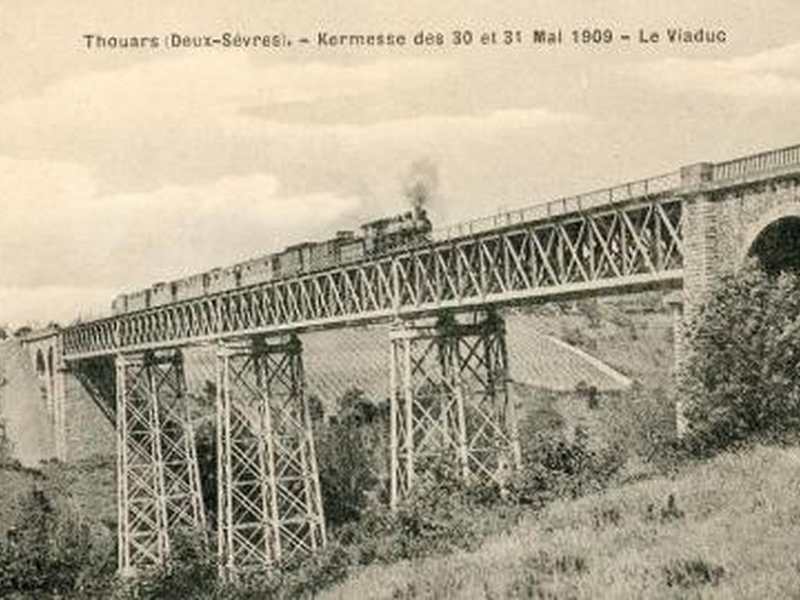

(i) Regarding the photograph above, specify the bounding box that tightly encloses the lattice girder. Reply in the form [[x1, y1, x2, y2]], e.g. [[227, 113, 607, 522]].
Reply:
[[62, 196, 684, 359]]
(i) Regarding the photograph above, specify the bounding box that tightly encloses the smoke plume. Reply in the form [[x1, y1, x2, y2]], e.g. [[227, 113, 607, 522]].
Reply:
[[403, 159, 439, 210]]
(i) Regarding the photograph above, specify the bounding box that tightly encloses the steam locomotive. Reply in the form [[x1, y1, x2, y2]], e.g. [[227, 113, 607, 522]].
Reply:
[[111, 207, 432, 315]]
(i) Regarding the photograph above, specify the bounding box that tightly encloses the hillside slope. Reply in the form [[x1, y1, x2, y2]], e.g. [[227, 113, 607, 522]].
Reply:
[[320, 445, 800, 599]]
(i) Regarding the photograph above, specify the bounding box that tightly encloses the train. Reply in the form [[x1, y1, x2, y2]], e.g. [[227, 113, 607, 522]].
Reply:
[[111, 207, 432, 315]]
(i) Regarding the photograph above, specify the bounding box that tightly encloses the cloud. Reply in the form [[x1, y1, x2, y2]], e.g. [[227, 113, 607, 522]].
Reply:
[[636, 42, 800, 98], [0, 54, 584, 325], [0, 156, 361, 324], [0, 52, 448, 120], [0, 53, 452, 160], [229, 105, 583, 146], [0, 52, 583, 194]]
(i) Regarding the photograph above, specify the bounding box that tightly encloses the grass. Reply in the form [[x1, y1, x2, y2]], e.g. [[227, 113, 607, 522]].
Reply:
[[318, 444, 800, 599], [0, 464, 43, 537]]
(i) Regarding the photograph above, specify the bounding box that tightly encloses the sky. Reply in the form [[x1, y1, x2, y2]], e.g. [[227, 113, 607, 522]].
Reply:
[[0, 0, 799, 327]]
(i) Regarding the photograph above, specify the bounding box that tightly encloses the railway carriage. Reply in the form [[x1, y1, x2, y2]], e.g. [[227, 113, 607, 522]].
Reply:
[[110, 207, 432, 315], [279, 242, 315, 278], [126, 289, 151, 312], [238, 255, 275, 286], [174, 273, 206, 302], [111, 294, 128, 316], [150, 282, 175, 307], [206, 267, 239, 293], [339, 233, 365, 264], [310, 238, 338, 271]]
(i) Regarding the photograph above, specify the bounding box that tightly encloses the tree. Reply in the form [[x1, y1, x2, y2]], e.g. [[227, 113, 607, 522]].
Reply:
[[317, 388, 385, 526], [681, 265, 800, 450]]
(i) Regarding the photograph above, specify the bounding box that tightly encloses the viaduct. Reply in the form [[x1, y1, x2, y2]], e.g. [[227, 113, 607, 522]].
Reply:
[[19, 142, 800, 575]]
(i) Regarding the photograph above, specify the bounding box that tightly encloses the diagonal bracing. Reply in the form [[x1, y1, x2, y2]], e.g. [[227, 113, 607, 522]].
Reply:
[[62, 195, 685, 360], [216, 335, 325, 576], [116, 349, 206, 574], [389, 312, 520, 509]]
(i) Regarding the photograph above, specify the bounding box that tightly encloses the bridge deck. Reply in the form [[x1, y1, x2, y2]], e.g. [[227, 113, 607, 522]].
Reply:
[[62, 142, 800, 360]]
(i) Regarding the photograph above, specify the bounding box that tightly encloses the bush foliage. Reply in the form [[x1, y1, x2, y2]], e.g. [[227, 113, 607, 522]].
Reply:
[[0, 485, 115, 598], [0, 379, 634, 597], [316, 388, 386, 527], [681, 265, 800, 450]]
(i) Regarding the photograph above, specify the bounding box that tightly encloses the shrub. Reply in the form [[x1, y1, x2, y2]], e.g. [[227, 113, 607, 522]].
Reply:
[[507, 550, 589, 598], [509, 429, 625, 507], [317, 388, 386, 527], [576, 298, 603, 328], [325, 456, 516, 569], [127, 529, 218, 600], [681, 266, 800, 451], [277, 542, 351, 598], [387, 463, 483, 559], [0, 486, 102, 597], [591, 505, 622, 530], [561, 326, 598, 352], [663, 558, 724, 589]]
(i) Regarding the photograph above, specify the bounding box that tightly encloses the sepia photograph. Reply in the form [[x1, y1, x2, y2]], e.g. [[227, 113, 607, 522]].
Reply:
[[0, 1, 799, 597]]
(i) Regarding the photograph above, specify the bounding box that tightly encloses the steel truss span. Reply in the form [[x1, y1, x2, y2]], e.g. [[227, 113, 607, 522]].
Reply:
[[389, 312, 521, 510], [63, 196, 684, 359], [116, 350, 206, 573], [216, 335, 325, 574]]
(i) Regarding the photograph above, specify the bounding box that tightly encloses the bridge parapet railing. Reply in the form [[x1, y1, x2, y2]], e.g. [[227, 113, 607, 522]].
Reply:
[[431, 170, 681, 242], [712, 144, 800, 182]]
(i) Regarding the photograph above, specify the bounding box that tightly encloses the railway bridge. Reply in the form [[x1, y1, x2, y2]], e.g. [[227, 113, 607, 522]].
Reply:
[[20, 143, 800, 575]]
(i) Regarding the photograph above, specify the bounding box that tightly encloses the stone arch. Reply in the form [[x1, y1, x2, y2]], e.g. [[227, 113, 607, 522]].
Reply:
[[743, 201, 800, 275], [35, 348, 46, 377], [47, 346, 55, 391]]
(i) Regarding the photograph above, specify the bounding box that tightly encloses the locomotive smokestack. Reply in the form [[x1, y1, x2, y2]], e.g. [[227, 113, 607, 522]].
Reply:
[[403, 158, 439, 212]]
